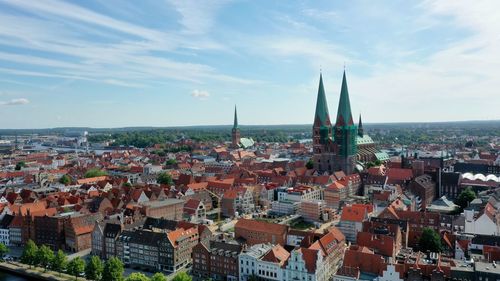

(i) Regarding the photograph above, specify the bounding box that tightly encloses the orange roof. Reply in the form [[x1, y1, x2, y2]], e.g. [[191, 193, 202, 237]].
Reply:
[[77, 176, 108, 185], [341, 205, 368, 222], [262, 244, 290, 265]]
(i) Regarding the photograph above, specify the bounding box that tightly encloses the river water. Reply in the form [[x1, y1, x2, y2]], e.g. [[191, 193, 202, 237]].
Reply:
[[0, 272, 29, 281]]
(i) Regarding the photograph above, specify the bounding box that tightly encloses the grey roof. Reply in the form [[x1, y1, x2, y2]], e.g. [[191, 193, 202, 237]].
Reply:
[[143, 217, 178, 231], [118, 229, 165, 246], [104, 223, 122, 238], [475, 262, 500, 275], [0, 214, 14, 229], [471, 234, 500, 246]]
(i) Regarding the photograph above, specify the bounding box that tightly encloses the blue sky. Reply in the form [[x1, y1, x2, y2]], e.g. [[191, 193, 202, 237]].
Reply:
[[0, 0, 499, 128]]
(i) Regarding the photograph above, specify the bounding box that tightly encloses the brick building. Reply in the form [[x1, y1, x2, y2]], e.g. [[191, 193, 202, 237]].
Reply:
[[141, 199, 184, 220], [192, 240, 242, 281], [235, 218, 288, 246]]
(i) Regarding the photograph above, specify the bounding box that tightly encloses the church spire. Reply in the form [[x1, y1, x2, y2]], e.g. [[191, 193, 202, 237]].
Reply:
[[358, 114, 364, 137], [335, 70, 354, 127], [314, 73, 331, 126], [233, 105, 238, 129]]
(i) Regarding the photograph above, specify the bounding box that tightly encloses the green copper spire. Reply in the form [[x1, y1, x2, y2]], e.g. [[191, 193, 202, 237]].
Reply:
[[335, 70, 354, 126], [233, 105, 238, 129], [314, 73, 331, 126], [358, 114, 364, 137]]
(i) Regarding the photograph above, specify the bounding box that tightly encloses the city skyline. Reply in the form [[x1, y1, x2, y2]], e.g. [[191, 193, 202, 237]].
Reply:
[[0, 0, 499, 129]]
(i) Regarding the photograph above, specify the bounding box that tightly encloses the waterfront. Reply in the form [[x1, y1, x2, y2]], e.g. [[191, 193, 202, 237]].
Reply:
[[0, 272, 28, 281]]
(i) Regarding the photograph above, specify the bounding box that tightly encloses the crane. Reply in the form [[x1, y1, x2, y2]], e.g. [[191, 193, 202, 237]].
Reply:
[[204, 188, 222, 223]]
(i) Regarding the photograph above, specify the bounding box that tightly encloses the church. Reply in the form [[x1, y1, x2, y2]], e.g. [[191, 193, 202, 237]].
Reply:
[[312, 71, 388, 175]]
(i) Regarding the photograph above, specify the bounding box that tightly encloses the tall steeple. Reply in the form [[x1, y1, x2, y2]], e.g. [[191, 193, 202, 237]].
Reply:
[[335, 71, 354, 127], [314, 73, 331, 127], [231, 105, 240, 148], [358, 114, 364, 137], [233, 105, 238, 129]]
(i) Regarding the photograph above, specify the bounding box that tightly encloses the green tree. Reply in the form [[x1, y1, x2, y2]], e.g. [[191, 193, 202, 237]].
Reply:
[[151, 273, 167, 281], [247, 275, 258, 281], [59, 174, 71, 185], [157, 172, 173, 185], [67, 257, 86, 281], [51, 250, 67, 273], [419, 227, 443, 253], [103, 257, 124, 281], [84, 168, 108, 178], [15, 161, 26, 170], [0, 243, 9, 261], [166, 158, 177, 165], [20, 240, 38, 268], [305, 159, 314, 169], [172, 272, 192, 281], [455, 187, 476, 210], [126, 272, 150, 281], [85, 255, 104, 281], [36, 245, 54, 272]]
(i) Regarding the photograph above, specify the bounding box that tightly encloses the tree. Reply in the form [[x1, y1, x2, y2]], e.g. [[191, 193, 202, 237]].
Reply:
[[15, 161, 26, 170], [305, 159, 314, 169], [20, 240, 38, 268], [103, 257, 124, 281], [172, 272, 192, 281], [59, 174, 71, 185], [36, 245, 54, 272], [157, 172, 173, 185], [166, 158, 177, 165], [419, 227, 443, 253], [67, 257, 86, 281], [247, 275, 258, 281], [0, 243, 9, 261], [151, 273, 167, 281], [51, 250, 67, 273], [455, 187, 476, 210], [125, 272, 150, 281], [85, 255, 104, 281], [84, 168, 108, 178]]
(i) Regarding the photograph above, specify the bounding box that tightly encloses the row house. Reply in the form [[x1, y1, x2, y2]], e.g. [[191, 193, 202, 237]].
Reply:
[[192, 240, 242, 281], [65, 213, 102, 252], [221, 187, 254, 218], [338, 204, 373, 242]]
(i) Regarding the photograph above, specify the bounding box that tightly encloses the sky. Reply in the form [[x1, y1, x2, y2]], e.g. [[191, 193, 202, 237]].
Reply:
[[0, 0, 499, 129]]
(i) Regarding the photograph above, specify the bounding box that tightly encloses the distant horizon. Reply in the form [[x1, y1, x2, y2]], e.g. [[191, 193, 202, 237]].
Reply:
[[1, 119, 499, 131]]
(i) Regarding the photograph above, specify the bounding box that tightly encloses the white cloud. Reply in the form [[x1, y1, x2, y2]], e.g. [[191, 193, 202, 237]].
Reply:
[[191, 89, 210, 100], [167, 0, 226, 34], [0, 98, 30, 105]]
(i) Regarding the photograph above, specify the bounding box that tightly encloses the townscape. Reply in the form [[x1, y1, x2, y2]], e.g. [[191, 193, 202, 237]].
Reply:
[[0, 72, 499, 281]]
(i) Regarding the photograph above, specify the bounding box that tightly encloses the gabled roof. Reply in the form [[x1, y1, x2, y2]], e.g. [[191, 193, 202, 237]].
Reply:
[[262, 244, 290, 266], [341, 205, 368, 222]]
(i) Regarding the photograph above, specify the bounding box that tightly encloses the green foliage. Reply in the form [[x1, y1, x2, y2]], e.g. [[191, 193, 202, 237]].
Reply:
[[36, 245, 54, 272], [20, 240, 38, 267], [125, 272, 150, 281], [247, 275, 259, 281], [172, 272, 192, 281], [103, 257, 124, 281], [51, 250, 67, 273], [123, 182, 132, 188], [85, 255, 104, 281], [59, 174, 71, 185], [455, 187, 476, 210], [157, 172, 173, 185], [305, 159, 314, 169], [84, 168, 108, 178], [0, 243, 9, 260], [166, 158, 177, 165], [419, 227, 443, 253], [151, 273, 167, 281], [67, 257, 85, 280], [15, 161, 26, 170]]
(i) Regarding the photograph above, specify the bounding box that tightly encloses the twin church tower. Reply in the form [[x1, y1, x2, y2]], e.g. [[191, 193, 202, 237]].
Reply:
[[231, 70, 364, 175], [312, 71, 361, 175]]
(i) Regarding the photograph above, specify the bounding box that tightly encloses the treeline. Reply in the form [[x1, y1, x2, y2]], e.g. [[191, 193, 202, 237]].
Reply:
[[14, 240, 192, 281], [88, 129, 301, 148]]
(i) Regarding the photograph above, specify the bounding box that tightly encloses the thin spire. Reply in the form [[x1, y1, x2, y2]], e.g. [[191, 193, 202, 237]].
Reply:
[[314, 72, 331, 126], [335, 70, 354, 126], [233, 105, 238, 129], [358, 114, 364, 137]]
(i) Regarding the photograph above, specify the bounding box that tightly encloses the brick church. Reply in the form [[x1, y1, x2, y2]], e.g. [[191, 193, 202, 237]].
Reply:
[[312, 71, 388, 175]]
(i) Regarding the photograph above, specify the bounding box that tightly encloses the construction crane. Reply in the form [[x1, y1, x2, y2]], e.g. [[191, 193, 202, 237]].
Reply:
[[204, 188, 222, 223]]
